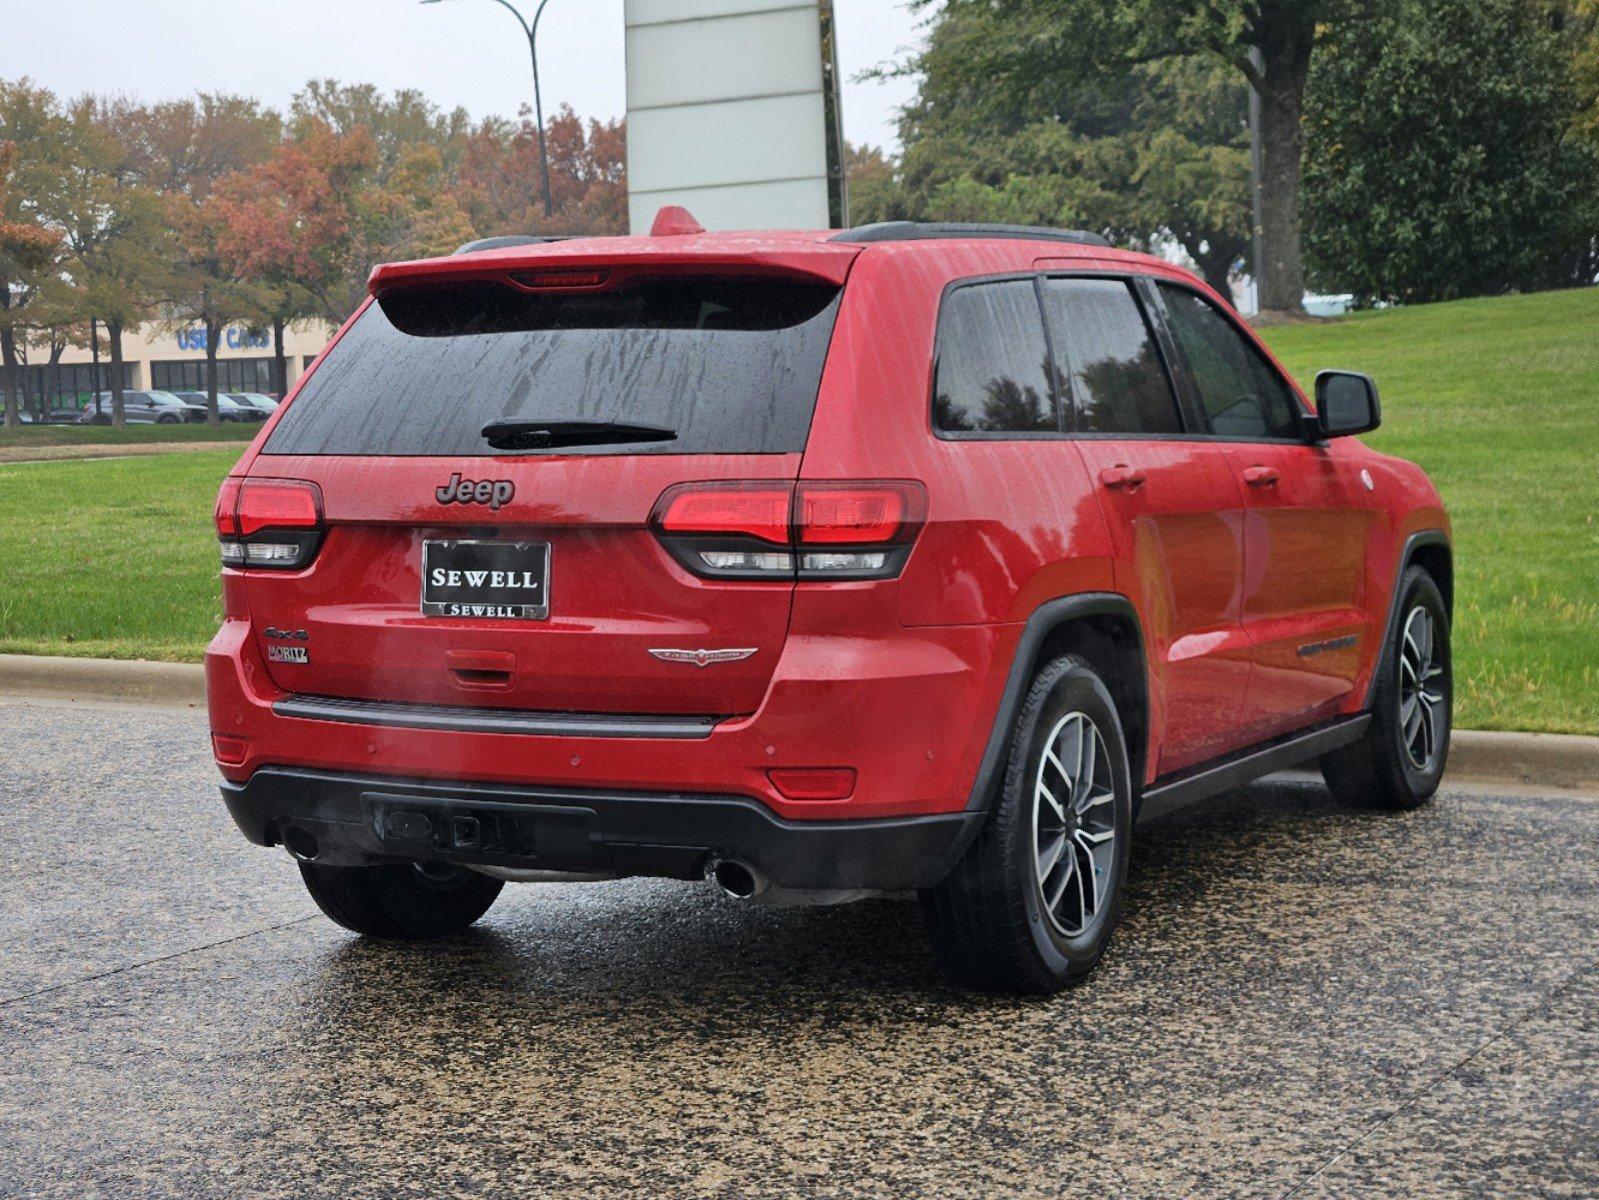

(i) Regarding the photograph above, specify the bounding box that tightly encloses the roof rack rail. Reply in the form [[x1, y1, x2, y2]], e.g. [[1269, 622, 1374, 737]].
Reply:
[[454, 235, 575, 255], [828, 221, 1111, 249]]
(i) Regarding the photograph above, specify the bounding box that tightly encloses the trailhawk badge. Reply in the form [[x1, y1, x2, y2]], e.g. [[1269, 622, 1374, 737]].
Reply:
[[648, 647, 758, 668]]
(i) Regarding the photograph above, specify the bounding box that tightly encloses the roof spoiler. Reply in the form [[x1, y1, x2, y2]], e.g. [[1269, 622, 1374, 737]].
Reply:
[[830, 221, 1111, 248], [455, 235, 575, 255]]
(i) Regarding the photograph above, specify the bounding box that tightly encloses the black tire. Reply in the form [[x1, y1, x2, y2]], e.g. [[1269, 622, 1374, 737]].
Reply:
[[921, 655, 1134, 994], [298, 861, 503, 939], [157, 413, 179, 424], [1322, 566, 1451, 810]]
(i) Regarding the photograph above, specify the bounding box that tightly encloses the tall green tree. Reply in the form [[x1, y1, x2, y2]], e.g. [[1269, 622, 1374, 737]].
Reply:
[[1571, 0, 1599, 151], [881, 19, 1251, 296], [0, 80, 67, 427], [53, 97, 176, 426], [1304, 0, 1599, 304], [915, 0, 1385, 317]]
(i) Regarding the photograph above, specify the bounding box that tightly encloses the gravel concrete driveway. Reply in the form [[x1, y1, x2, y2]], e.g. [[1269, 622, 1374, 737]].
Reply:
[[0, 695, 1594, 1199]]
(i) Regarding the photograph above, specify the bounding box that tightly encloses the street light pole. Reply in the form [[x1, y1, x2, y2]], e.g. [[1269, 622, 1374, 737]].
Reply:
[[422, 0, 554, 218]]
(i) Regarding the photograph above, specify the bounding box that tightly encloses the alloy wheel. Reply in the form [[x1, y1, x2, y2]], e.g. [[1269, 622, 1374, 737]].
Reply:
[[1399, 605, 1446, 771], [1031, 712, 1117, 937]]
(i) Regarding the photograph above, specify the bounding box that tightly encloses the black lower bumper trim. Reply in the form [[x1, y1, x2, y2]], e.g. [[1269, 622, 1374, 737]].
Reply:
[[221, 767, 979, 892]]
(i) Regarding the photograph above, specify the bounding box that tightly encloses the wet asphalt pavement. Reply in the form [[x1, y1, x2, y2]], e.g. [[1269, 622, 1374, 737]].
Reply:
[[0, 695, 1594, 1200]]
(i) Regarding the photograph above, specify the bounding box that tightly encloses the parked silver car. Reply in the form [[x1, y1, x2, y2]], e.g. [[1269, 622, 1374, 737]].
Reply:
[[77, 391, 205, 425], [227, 392, 280, 415], [174, 392, 267, 422]]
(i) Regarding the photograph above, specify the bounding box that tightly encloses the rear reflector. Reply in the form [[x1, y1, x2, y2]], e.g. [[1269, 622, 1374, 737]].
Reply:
[[767, 767, 857, 801], [211, 734, 250, 766]]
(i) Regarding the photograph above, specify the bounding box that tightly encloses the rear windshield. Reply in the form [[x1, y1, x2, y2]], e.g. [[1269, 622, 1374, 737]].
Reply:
[[264, 277, 842, 456]]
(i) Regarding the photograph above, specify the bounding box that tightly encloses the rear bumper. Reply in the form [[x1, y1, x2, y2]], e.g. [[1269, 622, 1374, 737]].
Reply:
[[222, 766, 981, 891], [206, 613, 1019, 822]]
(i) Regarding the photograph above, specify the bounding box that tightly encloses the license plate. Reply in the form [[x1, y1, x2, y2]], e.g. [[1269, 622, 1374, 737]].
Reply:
[[422, 540, 549, 620]]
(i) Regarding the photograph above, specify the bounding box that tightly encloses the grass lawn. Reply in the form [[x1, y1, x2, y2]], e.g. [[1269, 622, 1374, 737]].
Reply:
[[0, 449, 242, 662], [1262, 288, 1598, 735], [0, 288, 1594, 733], [0, 422, 259, 449]]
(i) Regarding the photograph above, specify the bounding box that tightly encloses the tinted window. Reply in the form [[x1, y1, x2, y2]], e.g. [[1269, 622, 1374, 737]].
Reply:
[[265, 278, 841, 457], [1040, 279, 1182, 435], [1160, 285, 1302, 439], [932, 280, 1056, 434]]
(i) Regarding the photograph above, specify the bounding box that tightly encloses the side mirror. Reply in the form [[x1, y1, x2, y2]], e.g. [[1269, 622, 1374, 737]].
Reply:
[[1315, 370, 1381, 438]]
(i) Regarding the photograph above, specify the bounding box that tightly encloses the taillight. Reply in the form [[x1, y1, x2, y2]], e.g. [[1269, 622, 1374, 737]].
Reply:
[[650, 480, 925, 581], [216, 478, 324, 570], [655, 483, 791, 544], [793, 481, 924, 577], [214, 477, 242, 536]]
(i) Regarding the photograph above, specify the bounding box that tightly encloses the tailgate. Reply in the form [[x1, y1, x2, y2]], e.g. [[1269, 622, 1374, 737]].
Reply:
[[231, 265, 846, 718], [238, 454, 800, 716]]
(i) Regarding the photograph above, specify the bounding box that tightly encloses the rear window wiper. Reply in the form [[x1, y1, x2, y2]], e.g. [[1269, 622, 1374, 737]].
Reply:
[[481, 419, 679, 451]]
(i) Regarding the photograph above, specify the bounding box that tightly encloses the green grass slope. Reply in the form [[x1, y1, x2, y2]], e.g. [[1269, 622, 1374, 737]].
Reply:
[[1263, 288, 1598, 734], [0, 422, 259, 449], [0, 450, 242, 661]]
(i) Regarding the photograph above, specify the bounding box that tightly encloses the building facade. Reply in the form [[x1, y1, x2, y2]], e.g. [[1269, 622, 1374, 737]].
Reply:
[[15, 320, 336, 409], [623, 0, 846, 233]]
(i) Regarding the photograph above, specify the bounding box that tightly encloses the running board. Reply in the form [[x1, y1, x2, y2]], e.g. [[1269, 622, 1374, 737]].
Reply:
[[1136, 715, 1370, 825]]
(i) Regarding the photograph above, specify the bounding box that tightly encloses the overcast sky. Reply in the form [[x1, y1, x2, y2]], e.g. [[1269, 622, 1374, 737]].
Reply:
[[1, 0, 926, 152]]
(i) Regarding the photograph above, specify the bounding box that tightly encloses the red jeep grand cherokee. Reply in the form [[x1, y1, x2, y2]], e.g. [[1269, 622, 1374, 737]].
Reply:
[[207, 216, 1453, 993]]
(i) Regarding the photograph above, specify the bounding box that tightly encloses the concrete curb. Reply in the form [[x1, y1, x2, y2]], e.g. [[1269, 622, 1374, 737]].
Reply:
[[0, 653, 205, 708], [1, 653, 1595, 791], [1444, 730, 1599, 793]]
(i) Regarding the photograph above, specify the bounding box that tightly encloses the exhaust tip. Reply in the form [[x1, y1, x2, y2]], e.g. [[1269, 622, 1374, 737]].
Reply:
[[281, 825, 320, 863], [708, 858, 765, 901]]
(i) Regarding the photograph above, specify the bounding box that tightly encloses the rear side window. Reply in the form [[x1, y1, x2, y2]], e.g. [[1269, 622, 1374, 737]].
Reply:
[[264, 278, 842, 456], [932, 280, 1057, 434], [1040, 279, 1183, 435], [1159, 284, 1302, 439]]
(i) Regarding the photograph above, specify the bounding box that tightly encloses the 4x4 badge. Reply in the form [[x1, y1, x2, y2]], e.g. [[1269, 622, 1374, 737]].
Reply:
[[648, 648, 758, 668]]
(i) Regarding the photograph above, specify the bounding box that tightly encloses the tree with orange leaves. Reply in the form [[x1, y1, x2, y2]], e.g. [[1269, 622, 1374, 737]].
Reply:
[[456, 104, 625, 239], [214, 115, 476, 392]]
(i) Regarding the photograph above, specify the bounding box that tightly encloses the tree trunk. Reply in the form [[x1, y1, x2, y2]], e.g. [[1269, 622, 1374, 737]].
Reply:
[[1252, 25, 1314, 318], [50, 338, 64, 414], [272, 317, 288, 400], [89, 318, 104, 420], [108, 321, 127, 427], [0, 283, 18, 428], [18, 344, 38, 420], [0, 325, 19, 429], [205, 316, 221, 425], [1193, 240, 1242, 304]]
